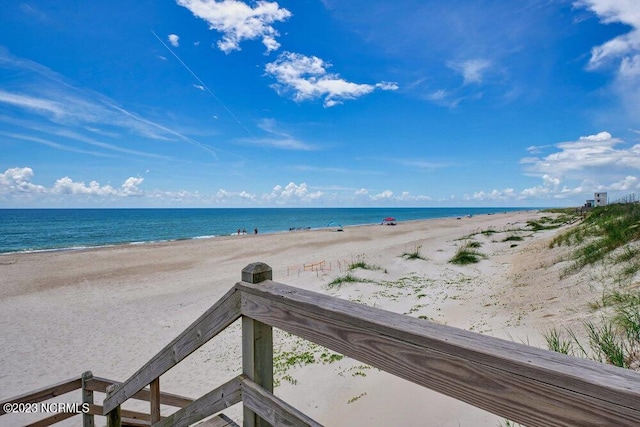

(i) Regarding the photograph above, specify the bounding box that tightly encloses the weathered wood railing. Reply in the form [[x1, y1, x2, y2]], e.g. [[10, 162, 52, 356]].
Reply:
[[5, 262, 640, 426], [0, 371, 197, 426]]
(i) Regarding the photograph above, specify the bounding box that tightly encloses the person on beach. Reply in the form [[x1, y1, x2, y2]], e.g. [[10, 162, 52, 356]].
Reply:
[[254, 227, 258, 234], [237, 229, 241, 235]]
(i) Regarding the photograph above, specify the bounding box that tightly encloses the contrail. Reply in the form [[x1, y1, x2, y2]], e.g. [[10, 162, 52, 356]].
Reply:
[[150, 30, 262, 146]]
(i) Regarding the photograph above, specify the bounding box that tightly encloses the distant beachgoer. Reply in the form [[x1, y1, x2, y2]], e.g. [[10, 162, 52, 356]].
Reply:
[[242, 228, 246, 234], [254, 227, 258, 234], [237, 229, 241, 235]]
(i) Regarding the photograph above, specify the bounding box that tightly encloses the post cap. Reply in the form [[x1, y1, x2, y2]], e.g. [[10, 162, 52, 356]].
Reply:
[[242, 262, 273, 283]]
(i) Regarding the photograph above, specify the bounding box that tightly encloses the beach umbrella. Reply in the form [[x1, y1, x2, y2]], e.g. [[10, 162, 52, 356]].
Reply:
[[327, 221, 343, 231], [383, 217, 396, 221]]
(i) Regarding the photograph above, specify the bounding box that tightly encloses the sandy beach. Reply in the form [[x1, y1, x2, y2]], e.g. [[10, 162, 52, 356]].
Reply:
[[0, 210, 598, 426]]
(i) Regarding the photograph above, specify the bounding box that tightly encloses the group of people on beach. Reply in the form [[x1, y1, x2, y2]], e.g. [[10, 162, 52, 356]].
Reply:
[[237, 227, 258, 235]]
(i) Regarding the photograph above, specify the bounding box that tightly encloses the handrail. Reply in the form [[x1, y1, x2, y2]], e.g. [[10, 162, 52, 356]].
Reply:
[[0, 372, 196, 427], [0, 376, 83, 415], [102, 286, 242, 414], [236, 278, 640, 427]]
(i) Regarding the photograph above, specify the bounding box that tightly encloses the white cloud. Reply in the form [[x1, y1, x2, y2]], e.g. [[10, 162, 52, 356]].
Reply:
[[168, 34, 180, 47], [0, 167, 145, 201], [176, 0, 292, 53], [243, 118, 316, 150], [448, 59, 491, 84], [264, 181, 324, 204], [0, 167, 46, 195], [466, 188, 516, 201], [355, 188, 368, 195], [51, 176, 144, 197], [371, 190, 394, 200], [576, 1, 640, 116], [265, 51, 398, 107], [520, 131, 640, 200], [521, 131, 640, 177], [575, 0, 640, 72]]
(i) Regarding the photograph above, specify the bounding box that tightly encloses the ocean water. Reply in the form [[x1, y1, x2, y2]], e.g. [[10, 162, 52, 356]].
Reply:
[[0, 207, 529, 254]]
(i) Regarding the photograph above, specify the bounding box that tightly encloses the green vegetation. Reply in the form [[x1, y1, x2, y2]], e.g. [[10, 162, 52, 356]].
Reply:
[[550, 204, 640, 276], [543, 203, 640, 372], [449, 240, 486, 265], [401, 244, 426, 260], [328, 273, 375, 288], [348, 254, 381, 271], [502, 235, 524, 242], [273, 337, 344, 386]]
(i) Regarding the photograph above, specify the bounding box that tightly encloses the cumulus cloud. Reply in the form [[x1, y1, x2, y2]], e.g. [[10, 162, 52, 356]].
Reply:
[[51, 176, 144, 197], [0, 167, 46, 195], [521, 131, 640, 178], [176, 0, 292, 53], [264, 181, 323, 204], [0, 167, 145, 200], [465, 188, 516, 201], [371, 190, 394, 200], [265, 52, 398, 107], [520, 131, 640, 199], [168, 34, 180, 47]]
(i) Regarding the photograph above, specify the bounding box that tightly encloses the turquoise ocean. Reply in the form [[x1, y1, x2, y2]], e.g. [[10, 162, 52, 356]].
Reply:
[[0, 207, 530, 254]]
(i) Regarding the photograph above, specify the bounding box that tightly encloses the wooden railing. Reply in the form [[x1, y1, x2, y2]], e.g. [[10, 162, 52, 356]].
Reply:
[[5, 262, 640, 426], [0, 371, 197, 426]]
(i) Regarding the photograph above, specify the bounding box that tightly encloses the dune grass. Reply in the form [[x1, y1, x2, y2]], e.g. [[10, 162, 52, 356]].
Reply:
[[449, 240, 485, 265], [550, 204, 640, 276], [348, 254, 381, 271], [401, 244, 426, 260], [544, 203, 640, 372]]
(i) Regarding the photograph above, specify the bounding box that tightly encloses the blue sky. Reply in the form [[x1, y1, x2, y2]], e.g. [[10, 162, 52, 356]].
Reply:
[[1, 0, 639, 208]]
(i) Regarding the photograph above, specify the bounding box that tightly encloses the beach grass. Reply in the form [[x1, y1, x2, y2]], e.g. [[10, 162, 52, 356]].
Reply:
[[401, 245, 426, 260], [328, 273, 375, 288], [550, 203, 640, 275], [450, 240, 485, 265], [544, 203, 640, 371], [348, 254, 381, 271]]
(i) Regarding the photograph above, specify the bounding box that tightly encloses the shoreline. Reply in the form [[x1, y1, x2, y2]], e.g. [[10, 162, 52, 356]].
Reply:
[[0, 209, 536, 256], [1, 209, 579, 426]]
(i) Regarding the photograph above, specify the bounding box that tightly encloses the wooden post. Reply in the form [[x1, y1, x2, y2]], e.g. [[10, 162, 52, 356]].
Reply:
[[242, 263, 274, 427], [105, 385, 121, 427], [150, 377, 161, 424], [81, 371, 95, 427]]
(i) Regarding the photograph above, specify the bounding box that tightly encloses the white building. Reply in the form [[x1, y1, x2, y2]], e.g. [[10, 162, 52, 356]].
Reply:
[[594, 192, 607, 207]]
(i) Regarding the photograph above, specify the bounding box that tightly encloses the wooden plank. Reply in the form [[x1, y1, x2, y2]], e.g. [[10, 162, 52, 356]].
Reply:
[[152, 375, 243, 427], [103, 287, 242, 414], [237, 280, 640, 427], [25, 411, 78, 427], [121, 417, 151, 427], [89, 404, 155, 422], [193, 413, 240, 427], [86, 377, 194, 408], [0, 376, 82, 415], [150, 378, 160, 424], [241, 378, 323, 427]]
